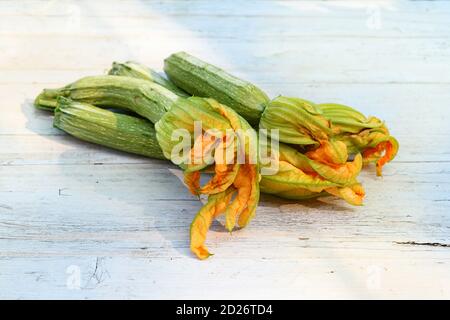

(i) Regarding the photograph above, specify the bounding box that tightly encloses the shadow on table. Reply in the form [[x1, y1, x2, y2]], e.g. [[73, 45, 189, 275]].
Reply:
[[21, 98, 197, 258]]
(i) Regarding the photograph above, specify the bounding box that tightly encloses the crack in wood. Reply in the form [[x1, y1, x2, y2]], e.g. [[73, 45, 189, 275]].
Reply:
[[394, 241, 450, 248]]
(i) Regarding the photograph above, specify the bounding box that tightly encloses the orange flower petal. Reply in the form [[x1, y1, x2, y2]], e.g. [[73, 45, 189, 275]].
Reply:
[[184, 171, 200, 195], [199, 163, 239, 195], [224, 164, 257, 231], [306, 140, 348, 165], [190, 189, 234, 259], [326, 183, 365, 206], [363, 137, 399, 176], [308, 153, 362, 185]]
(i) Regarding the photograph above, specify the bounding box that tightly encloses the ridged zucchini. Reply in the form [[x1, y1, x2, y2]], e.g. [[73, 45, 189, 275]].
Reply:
[[35, 75, 179, 123], [54, 97, 166, 160], [164, 51, 269, 126], [108, 61, 188, 97]]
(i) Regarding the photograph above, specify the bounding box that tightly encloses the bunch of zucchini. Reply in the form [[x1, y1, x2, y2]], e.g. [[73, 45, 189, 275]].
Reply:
[[35, 52, 398, 259]]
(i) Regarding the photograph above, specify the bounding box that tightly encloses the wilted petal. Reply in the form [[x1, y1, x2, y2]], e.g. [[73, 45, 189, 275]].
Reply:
[[363, 136, 399, 176], [184, 171, 200, 195], [326, 183, 365, 206], [308, 153, 362, 186], [190, 189, 234, 259], [261, 161, 338, 194], [198, 163, 240, 195], [225, 164, 259, 231], [278, 142, 361, 186], [156, 97, 260, 259], [306, 140, 348, 165]]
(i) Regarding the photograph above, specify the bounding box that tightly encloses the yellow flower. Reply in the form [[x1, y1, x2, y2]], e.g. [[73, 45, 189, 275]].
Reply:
[[156, 97, 260, 259], [259, 97, 365, 205], [318, 103, 399, 175]]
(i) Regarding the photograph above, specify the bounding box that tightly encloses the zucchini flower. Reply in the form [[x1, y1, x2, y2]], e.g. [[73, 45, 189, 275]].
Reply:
[[260, 97, 333, 146], [318, 103, 399, 176], [260, 143, 364, 206], [155, 97, 260, 259], [260, 96, 364, 205]]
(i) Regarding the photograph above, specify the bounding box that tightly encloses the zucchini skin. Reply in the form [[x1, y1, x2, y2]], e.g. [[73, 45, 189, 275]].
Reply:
[[54, 97, 166, 160], [35, 75, 179, 123], [164, 51, 269, 126], [108, 61, 188, 97]]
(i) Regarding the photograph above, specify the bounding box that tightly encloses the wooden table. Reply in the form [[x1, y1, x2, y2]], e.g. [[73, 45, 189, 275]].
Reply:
[[1, 0, 449, 299]]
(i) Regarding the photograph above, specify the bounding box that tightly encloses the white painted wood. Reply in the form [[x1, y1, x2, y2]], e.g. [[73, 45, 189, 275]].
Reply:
[[2, 36, 449, 84], [1, 0, 449, 299]]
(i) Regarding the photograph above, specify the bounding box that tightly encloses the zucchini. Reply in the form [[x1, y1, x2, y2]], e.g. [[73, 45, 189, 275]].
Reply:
[[164, 51, 269, 126], [108, 61, 188, 97], [35, 75, 179, 123], [54, 97, 166, 160]]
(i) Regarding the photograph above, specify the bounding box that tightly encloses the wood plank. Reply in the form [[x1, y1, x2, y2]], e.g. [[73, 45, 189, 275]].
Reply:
[[2, 36, 449, 85], [1, 4, 450, 39], [0, 134, 159, 165], [1, 162, 449, 298], [1, 253, 448, 299], [2, 0, 450, 18], [1, 162, 449, 250]]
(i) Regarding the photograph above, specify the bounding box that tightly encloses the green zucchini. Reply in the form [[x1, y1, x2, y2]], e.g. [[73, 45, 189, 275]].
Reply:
[[108, 61, 188, 97], [164, 51, 269, 126], [35, 75, 179, 123], [54, 97, 166, 160]]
